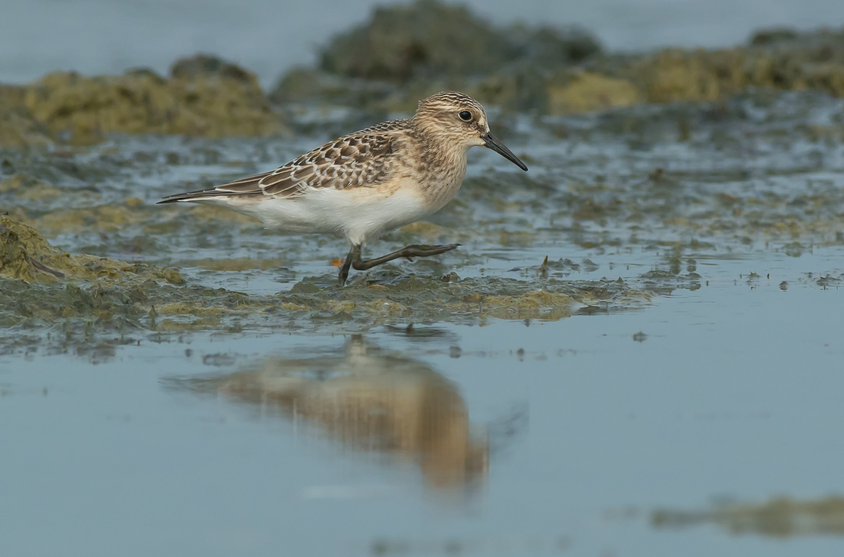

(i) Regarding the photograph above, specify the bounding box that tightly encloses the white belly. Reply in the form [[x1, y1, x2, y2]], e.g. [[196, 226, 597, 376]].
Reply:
[[193, 186, 434, 246]]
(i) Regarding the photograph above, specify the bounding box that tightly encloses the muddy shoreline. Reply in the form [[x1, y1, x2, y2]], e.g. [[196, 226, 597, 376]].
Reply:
[[1, 0, 842, 372]]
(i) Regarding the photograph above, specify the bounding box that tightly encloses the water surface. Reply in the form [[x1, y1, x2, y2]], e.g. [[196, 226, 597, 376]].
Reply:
[[2, 90, 844, 555]]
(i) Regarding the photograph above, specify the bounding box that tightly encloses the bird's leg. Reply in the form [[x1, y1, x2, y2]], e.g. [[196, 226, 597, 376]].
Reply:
[[338, 243, 460, 286], [351, 244, 460, 271], [338, 245, 356, 286]]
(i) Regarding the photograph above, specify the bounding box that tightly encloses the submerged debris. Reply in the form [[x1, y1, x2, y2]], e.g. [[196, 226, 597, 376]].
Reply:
[[652, 496, 844, 537]]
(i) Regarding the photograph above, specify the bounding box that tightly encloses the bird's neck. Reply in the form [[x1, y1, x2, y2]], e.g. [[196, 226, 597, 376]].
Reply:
[[410, 120, 469, 175], [406, 123, 468, 210]]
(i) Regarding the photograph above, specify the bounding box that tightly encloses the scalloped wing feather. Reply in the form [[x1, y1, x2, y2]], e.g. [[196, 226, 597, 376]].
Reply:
[[157, 120, 408, 204], [259, 132, 396, 196]]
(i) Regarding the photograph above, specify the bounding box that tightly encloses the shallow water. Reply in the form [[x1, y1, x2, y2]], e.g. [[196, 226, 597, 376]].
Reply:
[[2, 90, 844, 555], [3, 0, 844, 86], [2, 256, 843, 556]]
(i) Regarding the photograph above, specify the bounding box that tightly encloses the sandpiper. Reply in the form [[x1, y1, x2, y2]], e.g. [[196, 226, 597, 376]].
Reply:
[[158, 91, 528, 285]]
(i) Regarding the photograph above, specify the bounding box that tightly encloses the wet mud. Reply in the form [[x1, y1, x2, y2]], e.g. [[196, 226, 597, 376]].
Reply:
[[2, 85, 843, 357], [0, 209, 648, 356]]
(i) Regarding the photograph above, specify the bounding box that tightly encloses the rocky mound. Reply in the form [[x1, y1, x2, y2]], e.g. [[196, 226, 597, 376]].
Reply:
[[271, 1, 844, 115], [0, 55, 288, 147], [0, 215, 184, 284]]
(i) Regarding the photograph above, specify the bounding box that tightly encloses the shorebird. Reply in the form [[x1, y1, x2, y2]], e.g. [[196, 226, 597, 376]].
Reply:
[[158, 91, 528, 285], [172, 338, 489, 487]]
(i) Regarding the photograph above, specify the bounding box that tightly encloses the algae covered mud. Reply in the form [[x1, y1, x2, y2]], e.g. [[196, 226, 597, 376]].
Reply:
[[2, 2, 844, 556]]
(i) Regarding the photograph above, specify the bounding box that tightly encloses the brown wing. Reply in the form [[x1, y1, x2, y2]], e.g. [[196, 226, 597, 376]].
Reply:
[[259, 132, 396, 196], [157, 121, 405, 204]]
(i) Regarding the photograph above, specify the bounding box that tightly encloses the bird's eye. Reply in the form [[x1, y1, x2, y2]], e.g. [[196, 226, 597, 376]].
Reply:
[[458, 111, 472, 122]]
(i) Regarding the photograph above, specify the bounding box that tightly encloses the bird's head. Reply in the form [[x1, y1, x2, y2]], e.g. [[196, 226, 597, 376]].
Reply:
[[413, 91, 528, 171]]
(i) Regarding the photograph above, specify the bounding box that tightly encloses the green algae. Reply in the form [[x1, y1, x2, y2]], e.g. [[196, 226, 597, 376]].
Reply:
[[545, 72, 643, 115], [314, 0, 599, 85], [0, 213, 657, 357], [652, 496, 844, 537], [0, 55, 289, 147], [2, 69, 844, 359], [4, 3, 844, 148], [181, 257, 288, 271], [0, 88, 52, 148], [319, 0, 520, 83], [271, 1, 844, 115], [25, 67, 284, 145], [0, 216, 184, 284]]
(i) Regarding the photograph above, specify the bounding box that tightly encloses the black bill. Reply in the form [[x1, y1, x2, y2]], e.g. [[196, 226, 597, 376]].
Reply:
[[483, 131, 528, 171]]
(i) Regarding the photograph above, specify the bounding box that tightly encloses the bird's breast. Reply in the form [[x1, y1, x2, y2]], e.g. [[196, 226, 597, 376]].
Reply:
[[418, 162, 468, 212]]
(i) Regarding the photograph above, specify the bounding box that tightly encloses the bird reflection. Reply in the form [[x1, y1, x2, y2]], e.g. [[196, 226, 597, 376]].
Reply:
[[175, 337, 489, 489]]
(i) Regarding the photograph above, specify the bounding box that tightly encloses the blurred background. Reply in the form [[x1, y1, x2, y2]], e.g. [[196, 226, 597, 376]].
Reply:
[[4, 2, 844, 557], [4, 0, 844, 87]]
